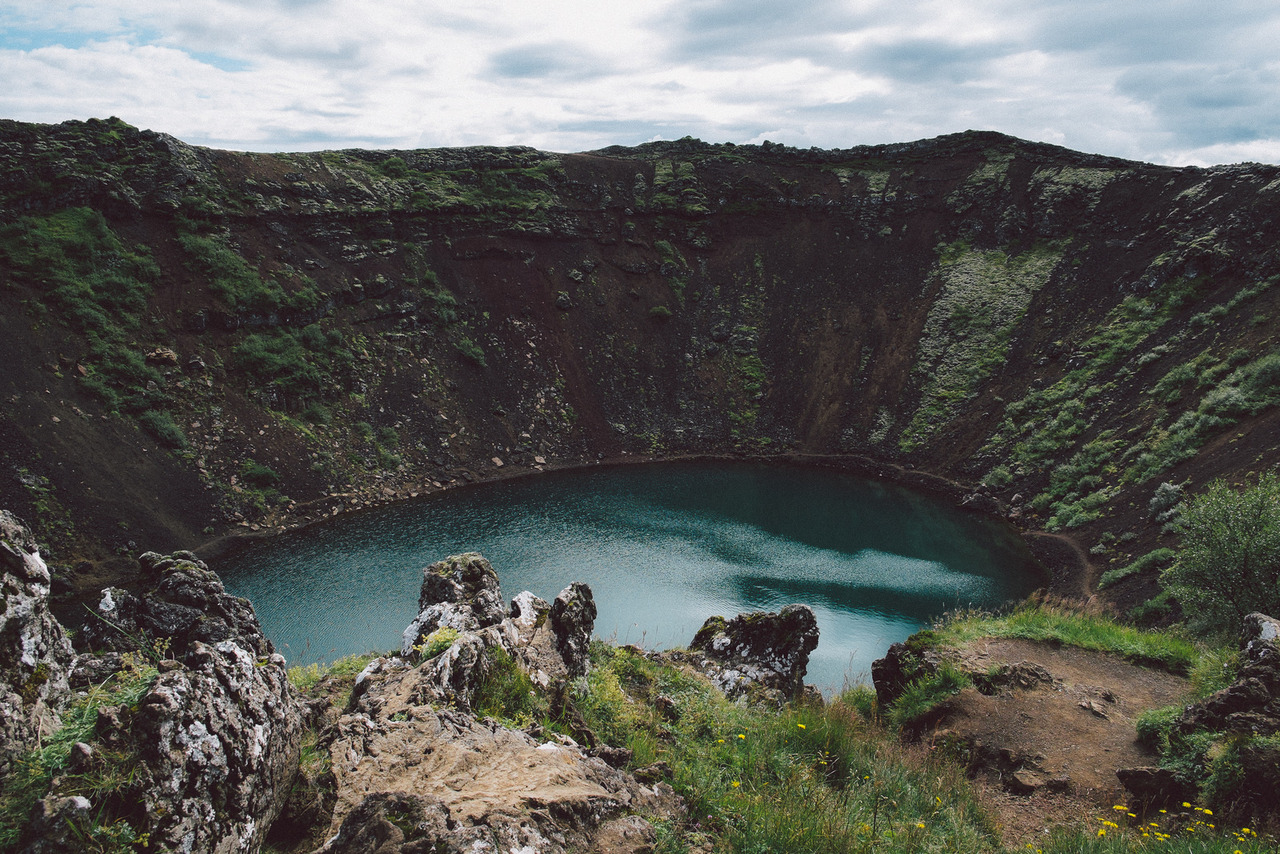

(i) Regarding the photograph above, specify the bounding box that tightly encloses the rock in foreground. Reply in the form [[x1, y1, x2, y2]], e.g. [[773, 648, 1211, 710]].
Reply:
[[0, 517, 303, 854], [688, 604, 819, 702]]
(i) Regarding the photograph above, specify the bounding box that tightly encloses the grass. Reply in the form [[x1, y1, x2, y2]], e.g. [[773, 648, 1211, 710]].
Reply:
[[575, 644, 1002, 854], [0, 654, 158, 852], [900, 240, 1063, 453], [928, 600, 1198, 675], [177, 229, 320, 314], [0, 207, 173, 416], [1098, 548, 1177, 589]]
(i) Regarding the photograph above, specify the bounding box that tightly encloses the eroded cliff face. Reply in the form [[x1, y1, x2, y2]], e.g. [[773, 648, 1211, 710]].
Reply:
[[2, 117, 1279, 611]]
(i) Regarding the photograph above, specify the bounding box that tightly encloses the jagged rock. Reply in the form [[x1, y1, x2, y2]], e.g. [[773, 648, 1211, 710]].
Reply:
[[325, 705, 679, 853], [550, 582, 597, 679], [20, 795, 93, 854], [1, 535, 304, 853], [1175, 612, 1280, 736], [689, 604, 818, 701], [80, 552, 273, 657], [400, 553, 505, 655], [961, 491, 1004, 516], [322, 559, 676, 851], [311, 792, 461, 854], [871, 638, 958, 707], [0, 511, 75, 780], [123, 638, 303, 853]]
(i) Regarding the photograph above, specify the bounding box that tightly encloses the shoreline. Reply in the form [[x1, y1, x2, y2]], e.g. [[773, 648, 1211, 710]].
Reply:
[[196, 449, 1078, 596]]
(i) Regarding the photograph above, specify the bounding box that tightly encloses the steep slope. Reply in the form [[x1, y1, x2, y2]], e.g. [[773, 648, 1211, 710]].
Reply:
[[2, 118, 1279, 617]]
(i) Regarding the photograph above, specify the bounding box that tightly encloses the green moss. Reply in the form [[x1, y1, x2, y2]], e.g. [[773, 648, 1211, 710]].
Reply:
[[899, 241, 1063, 453], [177, 230, 319, 313]]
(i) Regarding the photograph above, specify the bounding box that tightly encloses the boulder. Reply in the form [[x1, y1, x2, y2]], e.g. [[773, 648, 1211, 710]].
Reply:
[[400, 553, 506, 656], [125, 638, 303, 853], [688, 604, 818, 701], [323, 704, 678, 854], [1175, 612, 1280, 736], [80, 551, 273, 657], [550, 581, 597, 679], [0, 511, 75, 780]]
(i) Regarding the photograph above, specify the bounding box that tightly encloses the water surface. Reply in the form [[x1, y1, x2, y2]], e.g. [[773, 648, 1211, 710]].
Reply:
[[221, 461, 1042, 692]]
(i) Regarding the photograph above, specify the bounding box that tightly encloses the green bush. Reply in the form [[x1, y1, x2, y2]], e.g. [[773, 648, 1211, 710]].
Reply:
[[178, 231, 319, 313], [137, 409, 188, 450], [1164, 471, 1280, 633], [240, 460, 281, 490], [885, 662, 971, 731], [473, 647, 544, 724]]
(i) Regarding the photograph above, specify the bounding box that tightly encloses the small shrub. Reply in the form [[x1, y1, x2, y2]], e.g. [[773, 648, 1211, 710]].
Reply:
[[1098, 547, 1176, 589], [649, 304, 673, 321], [886, 661, 971, 731], [473, 647, 544, 724], [137, 409, 187, 449], [453, 336, 486, 366], [1164, 471, 1280, 633], [413, 627, 458, 660], [240, 460, 281, 490]]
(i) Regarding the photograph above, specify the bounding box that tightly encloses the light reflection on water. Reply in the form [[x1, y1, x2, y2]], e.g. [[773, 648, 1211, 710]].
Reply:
[[220, 461, 1042, 693]]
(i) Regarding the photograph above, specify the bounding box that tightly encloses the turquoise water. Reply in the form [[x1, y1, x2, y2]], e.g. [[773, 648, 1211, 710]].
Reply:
[[220, 461, 1042, 693]]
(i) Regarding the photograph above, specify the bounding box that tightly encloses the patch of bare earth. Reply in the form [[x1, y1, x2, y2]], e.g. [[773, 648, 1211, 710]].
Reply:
[[926, 638, 1190, 848]]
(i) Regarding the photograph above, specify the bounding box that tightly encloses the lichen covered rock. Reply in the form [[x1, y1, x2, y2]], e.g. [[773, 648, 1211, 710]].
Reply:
[[0, 511, 75, 780], [80, 550, 273, 657], [400, 552, 506, 656], [127, 639, 303, 853], [689, 604, 819, 701], [550, 581, 597, 679], [3, 541, 303, 854]]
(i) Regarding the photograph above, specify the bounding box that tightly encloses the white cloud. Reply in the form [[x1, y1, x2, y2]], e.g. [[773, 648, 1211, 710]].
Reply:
[[0, 0, 1277, 164]]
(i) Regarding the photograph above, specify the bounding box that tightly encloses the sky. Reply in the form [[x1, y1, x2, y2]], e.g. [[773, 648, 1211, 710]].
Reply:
[[2, 1, 1279, 166]]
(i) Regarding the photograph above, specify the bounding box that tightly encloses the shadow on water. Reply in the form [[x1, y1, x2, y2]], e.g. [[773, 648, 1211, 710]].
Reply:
[[220, 460, 1041, 692]]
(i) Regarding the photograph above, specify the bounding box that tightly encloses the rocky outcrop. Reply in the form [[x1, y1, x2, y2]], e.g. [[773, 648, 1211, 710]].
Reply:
[[400, 552, 506, 656], [1119, 613, 1280, 814], [319, 554, 679, 852], [0, 533, 303, 854], [0, 511, 75, 781], [688, 604, 819, 702], [550, 582, 597, 679], [322, 707, 678, 854], [80, 550, 274, 657], [1173, 613, 1280, 736], [122, 636, 303, 854]]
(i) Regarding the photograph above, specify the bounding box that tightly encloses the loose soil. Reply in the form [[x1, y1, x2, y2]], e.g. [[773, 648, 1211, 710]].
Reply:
[[927, 638, 1191, 847]]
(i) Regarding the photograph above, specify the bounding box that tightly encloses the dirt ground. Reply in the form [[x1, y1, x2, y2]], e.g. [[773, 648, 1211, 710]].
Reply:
[[926, 638, 1191, 847]]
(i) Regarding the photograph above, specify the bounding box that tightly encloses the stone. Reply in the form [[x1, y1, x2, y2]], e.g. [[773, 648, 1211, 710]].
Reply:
[[0, 511, 75, 781], [79, 552, 274, 658], [324, 704, 679, 853], [961, 492, 1004, 516], [20, 795, 93, 854], [689, 604, 819, 702], [401, 553, 506, 656], [1176, 612, 1280, 736], [125, 638, 303, 853], [550, 582, 597, 679]]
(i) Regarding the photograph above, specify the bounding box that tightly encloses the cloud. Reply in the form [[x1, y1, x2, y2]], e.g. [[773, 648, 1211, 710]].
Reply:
[[0, 0, 1278, 164], [487, 42, 615, 81]]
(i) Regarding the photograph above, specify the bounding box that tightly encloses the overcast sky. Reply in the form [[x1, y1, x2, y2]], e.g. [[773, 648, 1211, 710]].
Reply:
[[2, 1, 1278, 166]]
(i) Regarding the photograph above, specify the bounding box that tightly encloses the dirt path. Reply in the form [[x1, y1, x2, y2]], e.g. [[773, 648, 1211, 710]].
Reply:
[[928, 638, 1191, 846]]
